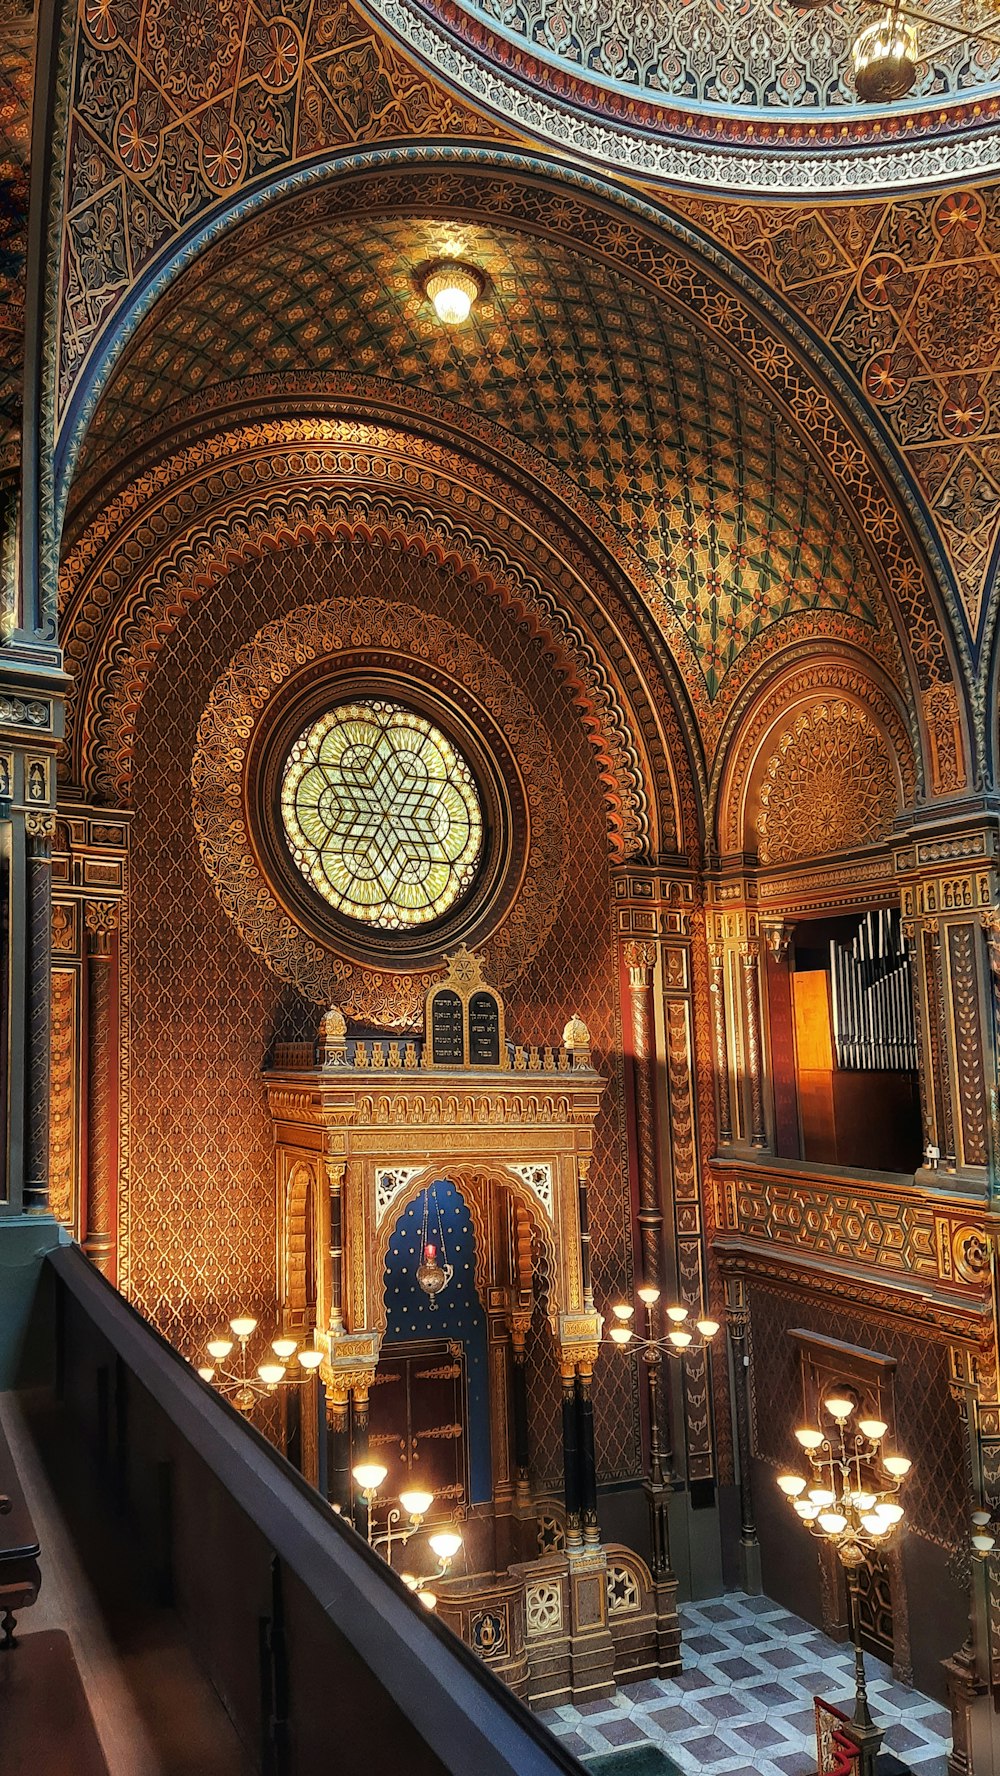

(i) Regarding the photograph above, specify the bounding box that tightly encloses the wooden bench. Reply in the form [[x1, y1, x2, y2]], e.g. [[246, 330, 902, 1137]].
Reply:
[[0, 1417, 41, 1649]]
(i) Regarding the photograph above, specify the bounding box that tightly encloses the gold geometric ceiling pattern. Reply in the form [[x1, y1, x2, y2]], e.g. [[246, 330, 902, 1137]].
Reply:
[[44, 0, 991, 726], [70, 211, 900, 730], [0, 0, 33, 471], [57, 0, 510, 412], [673, 183, 1000, 646]]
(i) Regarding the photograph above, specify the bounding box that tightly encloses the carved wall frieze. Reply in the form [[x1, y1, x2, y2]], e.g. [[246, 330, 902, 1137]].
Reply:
[[714, 658, 917, 859], [756, 701, 900, 868], [715, 1163, 992, 1299], [715, 1241, 990, 1345], [59, 425, 690, 853], [755, 856, 897, 905]]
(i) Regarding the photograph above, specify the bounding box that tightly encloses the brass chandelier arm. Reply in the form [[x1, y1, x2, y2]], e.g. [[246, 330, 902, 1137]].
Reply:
[[894, 1, 1000, 51]]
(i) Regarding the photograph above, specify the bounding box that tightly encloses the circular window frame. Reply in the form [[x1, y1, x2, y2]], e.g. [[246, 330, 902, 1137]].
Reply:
[[248, 661, 528, 970], [278, 698, 487, 936], [191, 596, 568, 1025]]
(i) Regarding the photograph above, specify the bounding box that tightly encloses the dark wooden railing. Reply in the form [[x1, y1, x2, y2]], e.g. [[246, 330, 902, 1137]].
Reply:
[[44, 1245, 586, 1776], [0, 1407, 41, 1647]]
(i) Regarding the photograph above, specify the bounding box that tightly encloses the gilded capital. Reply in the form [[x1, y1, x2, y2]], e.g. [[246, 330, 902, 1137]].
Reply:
[[85, 900, 121, 948], [623, 940, 656, 989], [24, 809, 55, 842]]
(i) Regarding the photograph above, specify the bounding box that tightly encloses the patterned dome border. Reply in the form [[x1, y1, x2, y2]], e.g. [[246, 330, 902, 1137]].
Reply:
[[359, 0, 1000, 194]]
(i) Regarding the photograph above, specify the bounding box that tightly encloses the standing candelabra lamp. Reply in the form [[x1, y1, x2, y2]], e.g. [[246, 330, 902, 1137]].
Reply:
[[607, 1288, 720, 1580], [197, 1316, 324, 1412], [352, 1461, 464, 1611], [777, 1395, 912, 1776]]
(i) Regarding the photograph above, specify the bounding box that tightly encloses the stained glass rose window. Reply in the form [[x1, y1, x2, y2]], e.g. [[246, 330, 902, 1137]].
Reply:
[[280, 700, 484, 929]]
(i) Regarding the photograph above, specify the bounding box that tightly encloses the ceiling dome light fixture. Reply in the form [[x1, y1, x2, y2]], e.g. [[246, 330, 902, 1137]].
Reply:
[[852, 10, 918, 102], [423, 261, 483, 325]]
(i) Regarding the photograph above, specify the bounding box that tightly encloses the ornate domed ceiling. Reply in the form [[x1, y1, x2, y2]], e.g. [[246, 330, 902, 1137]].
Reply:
[[64, 199, 922, 758], [364, 0, 1000, 188]]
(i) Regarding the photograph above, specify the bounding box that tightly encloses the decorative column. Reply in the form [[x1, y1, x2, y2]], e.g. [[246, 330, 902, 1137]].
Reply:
[[625, 936, 675, 1480], [576, 1154, 594, 1312], [351, 1379, 371, 1538], [575, 1359, 600, 1548], [724, 1277, 761, 1595], [509, 1317, 532, 1509], [23, 809, 54, 1212], [983, 910, 1000, 1191], [326, 1389, 352, 1516], [326, 1154, 345, 1335], [705, 897, 773, 1158], [616, 869, 717, 1503], [925, 925, 958, 1168], [740, 941, 767, 1150], [895, 820, 998, 1188], [707, 944, 733, 1146], [944, 1372, 989, 1776], [761, 920, 797, 1157], [83, 901, 120, 1277], [624, 941, 665, 1293], [902, 919, 935, 1158], [561, 1360, 583, 1553]]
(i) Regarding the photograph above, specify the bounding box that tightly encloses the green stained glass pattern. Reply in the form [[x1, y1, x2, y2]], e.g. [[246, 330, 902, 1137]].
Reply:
[[280, 701, 484, 930]]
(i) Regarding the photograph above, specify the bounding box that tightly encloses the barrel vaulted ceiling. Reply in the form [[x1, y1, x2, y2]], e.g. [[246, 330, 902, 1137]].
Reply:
[[0, 0, 976, 809], [57, 0, 514, 419], [65, 201, 915, 753]]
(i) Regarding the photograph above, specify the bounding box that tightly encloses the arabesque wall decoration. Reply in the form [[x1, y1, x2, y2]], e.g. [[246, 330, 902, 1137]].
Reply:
[[191, 593, 568, 1022]]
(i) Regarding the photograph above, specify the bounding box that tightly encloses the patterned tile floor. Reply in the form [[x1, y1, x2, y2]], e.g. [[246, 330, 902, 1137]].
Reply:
[[539, 1594, 952, 1776]]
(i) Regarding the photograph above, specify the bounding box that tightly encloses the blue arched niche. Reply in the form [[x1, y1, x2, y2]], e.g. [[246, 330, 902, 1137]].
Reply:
[[382, 1179, 492, 1505]]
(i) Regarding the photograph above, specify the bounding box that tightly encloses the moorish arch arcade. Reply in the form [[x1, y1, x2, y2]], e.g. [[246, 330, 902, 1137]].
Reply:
[[2, 3, 1000, 1773]]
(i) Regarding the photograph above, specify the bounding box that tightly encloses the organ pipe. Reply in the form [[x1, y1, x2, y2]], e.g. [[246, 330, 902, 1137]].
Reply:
[[830, 909, 917, 1073]]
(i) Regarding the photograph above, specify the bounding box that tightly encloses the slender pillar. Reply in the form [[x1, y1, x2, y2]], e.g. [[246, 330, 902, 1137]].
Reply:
[[326, 1394, 352, 1516], [327, 1157, 345, 1334], [725, 1279, 761, 1595], [741, 943, 767, 1150], [561, 1364, 582, 1552], [897, 827, 999, 1189], [23, 809, 54, 1211], [925, 926, 957, 1168], [624, 941, 664, 1290], [576, 1155, 594, 1310], [83, 900, 119, 1277], [708, 944, 733, 1145], [284, 1384, 302, 1473], [843, 1564, 884, 1776], [510, 1320, 532, 1507], [624, 940, 674, 1474], [642, 1306, 676, 1584], [575, 1364, 600, 1548], [351, 1383, 370, 1538]]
